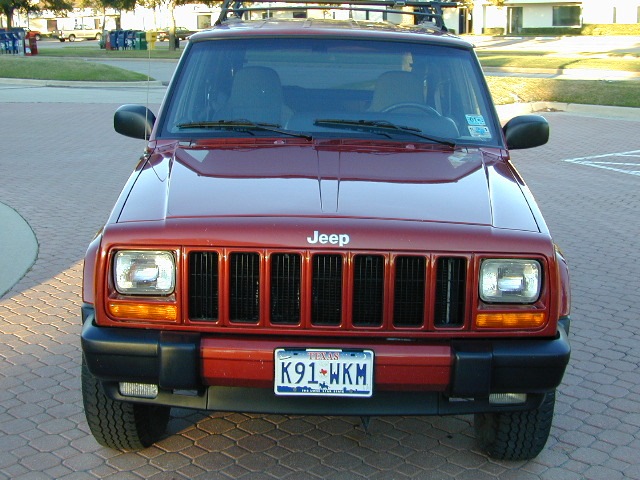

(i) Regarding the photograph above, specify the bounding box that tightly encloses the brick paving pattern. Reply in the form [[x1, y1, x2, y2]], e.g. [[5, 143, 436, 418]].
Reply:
[[1, 102, 639, 479]]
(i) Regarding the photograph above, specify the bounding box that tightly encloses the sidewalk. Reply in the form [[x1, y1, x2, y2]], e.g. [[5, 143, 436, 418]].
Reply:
[[0, 204, 38, 298]]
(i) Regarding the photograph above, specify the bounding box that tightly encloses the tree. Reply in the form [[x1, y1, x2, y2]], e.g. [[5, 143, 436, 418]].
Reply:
[[159, 0, 219, 52], [80, 0, 137, 31], [1, 0, 73, 29], [487, 0, 507, 6]]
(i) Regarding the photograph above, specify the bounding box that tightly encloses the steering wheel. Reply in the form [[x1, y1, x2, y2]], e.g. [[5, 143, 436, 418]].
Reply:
[[382, 103, 440, 116]]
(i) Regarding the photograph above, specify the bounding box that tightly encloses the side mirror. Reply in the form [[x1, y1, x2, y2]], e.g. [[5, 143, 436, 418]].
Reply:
[[503, 115, 549, 150], [114, 104, 156, 140]]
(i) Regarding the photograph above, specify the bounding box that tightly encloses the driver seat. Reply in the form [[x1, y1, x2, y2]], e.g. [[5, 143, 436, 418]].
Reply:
[[215, 66, 292, 125], [368, 71, 425, 112]]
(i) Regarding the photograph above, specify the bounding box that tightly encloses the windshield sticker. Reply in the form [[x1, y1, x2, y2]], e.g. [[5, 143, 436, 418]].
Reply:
[[468, 125, 491, 139], [466, 114, 486, 126]]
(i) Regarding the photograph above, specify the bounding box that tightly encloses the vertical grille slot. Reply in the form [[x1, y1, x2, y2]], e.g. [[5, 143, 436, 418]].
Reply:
[[434, 257, 466, 327], [189, 252, 219, 321], [270, 253, 301, 325], [230, 252, 260, 323], [393, 256, 426, 327], [353, 255, 384, 327], [312, 254, 343, 326]]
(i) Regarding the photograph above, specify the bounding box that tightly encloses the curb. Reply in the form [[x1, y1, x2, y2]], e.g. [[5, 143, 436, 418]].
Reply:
[[496, 101, 640, 121], [484, 66, 640, 81], [0, 77, 164, 88], [0, 203, 38, 299]]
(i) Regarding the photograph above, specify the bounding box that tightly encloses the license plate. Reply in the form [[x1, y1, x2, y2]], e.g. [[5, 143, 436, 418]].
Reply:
[[274, 348, 374, 397]]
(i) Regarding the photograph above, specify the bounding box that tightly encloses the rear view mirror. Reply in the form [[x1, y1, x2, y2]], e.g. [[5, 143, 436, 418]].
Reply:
[[503, 115, 549, 150]]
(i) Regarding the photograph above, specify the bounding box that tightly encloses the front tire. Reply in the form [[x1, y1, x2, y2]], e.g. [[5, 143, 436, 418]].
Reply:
[[81, 357, 170, 450], [474, 391, 555, 460]]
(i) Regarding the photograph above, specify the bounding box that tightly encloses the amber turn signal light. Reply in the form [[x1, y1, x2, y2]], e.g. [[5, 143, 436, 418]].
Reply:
[[108, 302, 178, 322], [476, 312, 546, 329]]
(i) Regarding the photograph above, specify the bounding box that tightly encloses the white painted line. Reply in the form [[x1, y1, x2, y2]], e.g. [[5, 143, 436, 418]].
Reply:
[[563, 150, 640, 176]]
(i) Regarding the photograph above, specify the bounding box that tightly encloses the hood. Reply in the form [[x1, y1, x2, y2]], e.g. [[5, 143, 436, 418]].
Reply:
[[117, 140, 539, 232]]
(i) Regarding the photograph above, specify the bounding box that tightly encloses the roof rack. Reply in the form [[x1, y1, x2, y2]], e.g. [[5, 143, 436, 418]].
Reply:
[[215, 0, 459, 31]]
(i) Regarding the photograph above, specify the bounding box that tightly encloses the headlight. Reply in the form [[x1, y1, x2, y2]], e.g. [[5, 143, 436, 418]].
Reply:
[[479, 259, 541, 303], [114, 250, 175, 295]]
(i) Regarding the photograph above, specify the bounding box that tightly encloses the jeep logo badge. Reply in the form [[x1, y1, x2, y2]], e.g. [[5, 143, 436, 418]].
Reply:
[[307, 230, 350, 247]]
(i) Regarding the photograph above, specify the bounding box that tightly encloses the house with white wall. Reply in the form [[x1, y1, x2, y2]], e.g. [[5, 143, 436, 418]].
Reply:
[[472, 0, 640, 35]]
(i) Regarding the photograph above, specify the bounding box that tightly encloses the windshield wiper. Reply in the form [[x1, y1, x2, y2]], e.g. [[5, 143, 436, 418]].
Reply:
[[177, 119, 312, 140], [314, 119, 455, 147]]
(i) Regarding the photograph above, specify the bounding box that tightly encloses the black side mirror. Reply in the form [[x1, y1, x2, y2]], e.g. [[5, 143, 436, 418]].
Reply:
[[503, 115, 549, 150], [114, 104, 156, 140]]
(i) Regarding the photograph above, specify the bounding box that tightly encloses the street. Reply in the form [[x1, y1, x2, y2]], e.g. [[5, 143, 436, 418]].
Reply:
[[0, 91, 639, 477]]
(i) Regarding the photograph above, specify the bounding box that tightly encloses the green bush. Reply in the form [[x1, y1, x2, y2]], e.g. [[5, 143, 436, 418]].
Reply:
[[520, 27, 581, 36], [582, 24, 640, 35], [483, 27, 505, 35], [519, 24, 640, 36]]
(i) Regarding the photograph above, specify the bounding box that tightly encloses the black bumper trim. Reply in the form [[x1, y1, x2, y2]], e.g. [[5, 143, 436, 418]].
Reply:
[[103, 384, 547, 416], [451, 323, 570, 397], [82, 304, 570, 401], [81, 311, 200, 390]]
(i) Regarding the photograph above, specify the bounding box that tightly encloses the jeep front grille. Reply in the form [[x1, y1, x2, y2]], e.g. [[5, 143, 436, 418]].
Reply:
[[188, 251, 467, 330]]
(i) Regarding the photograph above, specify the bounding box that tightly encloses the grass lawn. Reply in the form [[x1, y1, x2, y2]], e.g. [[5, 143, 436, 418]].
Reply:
[[477, 51, 640, 72], [0, 55, 151, 82], [36, 44, 183, 60], [487, 77, 640, 107]]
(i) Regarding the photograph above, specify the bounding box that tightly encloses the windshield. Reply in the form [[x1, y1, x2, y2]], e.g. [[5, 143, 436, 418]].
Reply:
[[160, 37, 500, 146]]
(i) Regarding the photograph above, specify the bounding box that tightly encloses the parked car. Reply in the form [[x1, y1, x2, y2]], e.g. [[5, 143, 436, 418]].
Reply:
[[81, 0, 571, 461], [24, 28, 42, 41], [54, 25, 102, 42], [156, 26, 197, 41]]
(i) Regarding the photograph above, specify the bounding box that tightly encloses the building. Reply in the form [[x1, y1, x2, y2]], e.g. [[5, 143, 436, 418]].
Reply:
[[472, 0, 640, 35], [6, 0, 640, 38]]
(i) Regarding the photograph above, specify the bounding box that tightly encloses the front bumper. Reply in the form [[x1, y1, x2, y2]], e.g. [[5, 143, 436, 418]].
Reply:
[[81, 305, 570, 415]]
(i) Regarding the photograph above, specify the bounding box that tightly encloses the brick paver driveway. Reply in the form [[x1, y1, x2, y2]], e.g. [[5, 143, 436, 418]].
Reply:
[[1, 100, 639, 479]]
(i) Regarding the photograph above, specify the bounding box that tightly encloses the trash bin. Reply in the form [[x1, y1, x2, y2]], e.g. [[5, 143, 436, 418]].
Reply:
[[145, 30, 157, 50], [174, 36, 180, 49], [135, 30, 147, 50]]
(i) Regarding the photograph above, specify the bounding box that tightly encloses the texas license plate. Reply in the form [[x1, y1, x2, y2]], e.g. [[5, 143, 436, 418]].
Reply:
[[274, 348, 374, 397]]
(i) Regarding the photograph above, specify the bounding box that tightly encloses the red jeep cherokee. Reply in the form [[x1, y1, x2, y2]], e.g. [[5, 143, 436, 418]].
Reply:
[[81, 0, 571, 460]]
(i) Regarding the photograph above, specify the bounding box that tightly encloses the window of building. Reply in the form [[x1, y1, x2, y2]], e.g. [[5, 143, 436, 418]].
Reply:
[[552, 6, 580, 27], [197, 15, 212, 29]]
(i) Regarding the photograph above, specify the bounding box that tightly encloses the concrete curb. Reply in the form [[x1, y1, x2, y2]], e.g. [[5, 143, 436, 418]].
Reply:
[[484, 66, 640, 81], [496, 101, 640, 121], [0, 77, 164, 88], [0, 203, 38, 298]]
